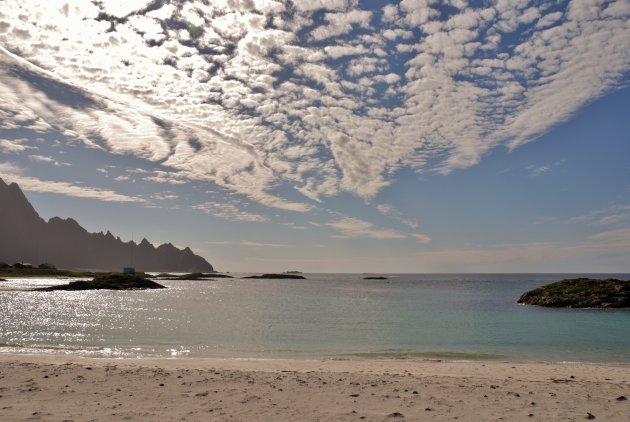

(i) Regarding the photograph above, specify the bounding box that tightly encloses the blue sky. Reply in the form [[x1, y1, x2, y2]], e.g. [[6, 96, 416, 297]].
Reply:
[[0, 0, 629, 272]]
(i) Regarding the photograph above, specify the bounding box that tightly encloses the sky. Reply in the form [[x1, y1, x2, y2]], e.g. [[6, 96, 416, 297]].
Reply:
[[0, 0, 629, 273]]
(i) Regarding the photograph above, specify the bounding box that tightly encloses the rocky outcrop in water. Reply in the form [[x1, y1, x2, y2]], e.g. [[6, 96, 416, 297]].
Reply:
[[0, 178, 213, 272], [35, 274, 166, 291], [153, 272, 233, 280], [518, 278, 630, 308], [243, 273, 306, 279]]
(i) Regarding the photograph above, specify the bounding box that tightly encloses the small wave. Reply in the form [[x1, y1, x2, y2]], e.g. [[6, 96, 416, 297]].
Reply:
[[344, 350, 507, 360], [0, 342, 23, 348]]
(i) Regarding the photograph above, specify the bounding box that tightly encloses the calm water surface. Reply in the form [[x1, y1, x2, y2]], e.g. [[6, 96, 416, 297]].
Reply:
[[1, 274, 629, 362]]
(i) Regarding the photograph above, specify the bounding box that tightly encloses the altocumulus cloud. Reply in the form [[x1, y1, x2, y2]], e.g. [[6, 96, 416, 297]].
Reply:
[[0, 0, 629, 211]]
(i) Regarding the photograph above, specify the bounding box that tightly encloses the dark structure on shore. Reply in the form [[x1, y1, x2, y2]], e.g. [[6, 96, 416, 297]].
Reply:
[[0, 178, 213, 272]]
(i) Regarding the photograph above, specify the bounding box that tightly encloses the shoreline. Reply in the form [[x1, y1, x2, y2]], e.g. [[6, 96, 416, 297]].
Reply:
[[3, 348, 630, 366], [1, 352, 628, 421]]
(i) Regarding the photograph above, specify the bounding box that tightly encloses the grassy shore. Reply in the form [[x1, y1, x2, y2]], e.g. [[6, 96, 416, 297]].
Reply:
[[0, 268, 145, 278]]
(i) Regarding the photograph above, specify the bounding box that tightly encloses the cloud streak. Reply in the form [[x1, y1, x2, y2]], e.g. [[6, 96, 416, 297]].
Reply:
[[193, 201, 269, 223], [0, 163, 144, 203], [327, 215, 431, 243]]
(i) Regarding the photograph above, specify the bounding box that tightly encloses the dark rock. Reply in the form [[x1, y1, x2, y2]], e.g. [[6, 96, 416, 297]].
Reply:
[[518, 278, 630, 308], [154, 272, 233, 280], [243, 274, 306, 279], [586, 412, 596, 419], [34, 274, 166, 291], [363, 276, 388, 280], [387, 412, 404, 418], [617, 396, 627, 401]]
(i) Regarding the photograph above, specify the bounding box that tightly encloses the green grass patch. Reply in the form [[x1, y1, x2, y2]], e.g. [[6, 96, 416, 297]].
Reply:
[[541, 278, 629, 297]]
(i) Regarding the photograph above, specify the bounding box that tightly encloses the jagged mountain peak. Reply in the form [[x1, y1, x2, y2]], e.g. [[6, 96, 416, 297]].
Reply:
[[0, 180, 214, 272]]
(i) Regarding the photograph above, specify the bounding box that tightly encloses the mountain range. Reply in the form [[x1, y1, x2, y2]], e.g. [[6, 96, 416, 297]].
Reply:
[[0, 178, 213, 272]]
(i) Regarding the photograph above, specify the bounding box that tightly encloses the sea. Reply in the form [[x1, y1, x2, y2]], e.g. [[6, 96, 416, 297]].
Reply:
[[1, 273, 629, 363]]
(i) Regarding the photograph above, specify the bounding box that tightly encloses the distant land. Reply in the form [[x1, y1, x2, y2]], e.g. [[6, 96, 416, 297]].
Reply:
[[0, 178, 213, 272]]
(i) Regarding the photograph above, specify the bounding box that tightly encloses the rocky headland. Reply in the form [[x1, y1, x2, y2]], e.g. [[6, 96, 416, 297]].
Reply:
[[0, 178, 213, 272], [518, 278, 630, 309]]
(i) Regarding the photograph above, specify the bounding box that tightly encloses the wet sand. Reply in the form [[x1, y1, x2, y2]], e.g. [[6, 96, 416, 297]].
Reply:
[[0, 353, 628, 421]]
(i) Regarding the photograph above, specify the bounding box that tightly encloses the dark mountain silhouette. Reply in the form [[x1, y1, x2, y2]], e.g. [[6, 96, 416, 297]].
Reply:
[[0, 178, 213, 272]]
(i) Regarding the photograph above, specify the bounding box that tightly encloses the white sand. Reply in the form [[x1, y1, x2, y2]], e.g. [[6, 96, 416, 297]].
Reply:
[[0, 353, 628, 421]]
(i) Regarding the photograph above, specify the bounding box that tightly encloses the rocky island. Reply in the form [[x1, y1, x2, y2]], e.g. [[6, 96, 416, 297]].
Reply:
[[35, 274, 166, 291], [153, 272, 233, 280], [243, 273, 306, 279], [518, 278, 630, 309]]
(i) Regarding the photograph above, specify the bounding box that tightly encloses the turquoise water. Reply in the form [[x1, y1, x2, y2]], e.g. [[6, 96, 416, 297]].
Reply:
[[1, 273, 629, 362]]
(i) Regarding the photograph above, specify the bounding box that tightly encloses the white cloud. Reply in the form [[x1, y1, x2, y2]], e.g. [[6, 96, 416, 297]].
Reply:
[[193, 201, 269, 222], [0, 165, 144, 203], [310, 9, 372, 41], [0, 0, 628, 217], [328, 216, 407, 239], [411, 233, 432, 244], [375, 203, 395, 216], [527, 159, 565, 177], [381, 4, 399, 23], [535, 11, 563, 29], [293, 0, 355, 13], [206, 240, 288, 248], [0, 161, 23, 175], [150, 191, 178, 201], [324, 44, 368, 59], [27, 154, 70, 166], [0, 138, 35, 153], [100, 0, 153, 18], [375, 203, 419, 230], [565, 204, 630, 226]]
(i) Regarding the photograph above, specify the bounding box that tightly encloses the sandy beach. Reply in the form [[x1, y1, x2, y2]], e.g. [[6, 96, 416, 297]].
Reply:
[[0, 354, 628, 421]]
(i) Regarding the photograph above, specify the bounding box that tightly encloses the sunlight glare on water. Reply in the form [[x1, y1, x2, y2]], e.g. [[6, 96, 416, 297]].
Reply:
[[1, 273, 629, 362]]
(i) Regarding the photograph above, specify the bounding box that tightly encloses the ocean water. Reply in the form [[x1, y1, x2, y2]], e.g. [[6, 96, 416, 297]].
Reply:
[[1, 273, 629, 362]]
